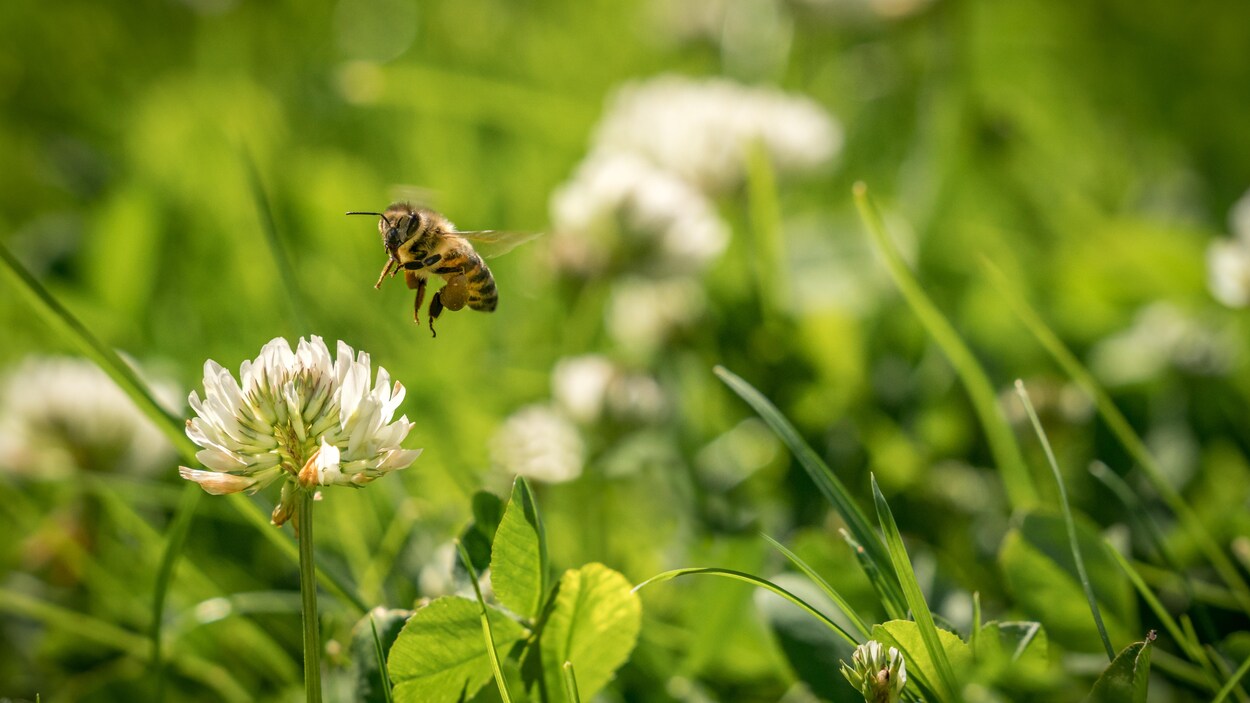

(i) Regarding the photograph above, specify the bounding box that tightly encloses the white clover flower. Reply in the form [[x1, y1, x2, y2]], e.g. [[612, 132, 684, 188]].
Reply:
[[1207, 188, 1250, 308], [0, 355, 178, 477], [549, 151, 729, 277], [606, 277, 707, 358], [552, 355, 667, 426], [591, 75, 841, 192], [1091, 303, 1234, 385], [489, 404, 584, 484], [1207, 239, 1250, 308], [179, 336, 421, 524], [840, 640, 907, 703]]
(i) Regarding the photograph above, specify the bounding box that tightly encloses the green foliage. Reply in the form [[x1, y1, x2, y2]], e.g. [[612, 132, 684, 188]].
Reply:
[[540, 564, 641, 703], [5, 1, 1250, 700], [999, 511, 1136, 652], [1085, 634, 1155, 703], [491, 478, 549, 621], [388, 596, 529, 703], [871, 620, 972, 701]]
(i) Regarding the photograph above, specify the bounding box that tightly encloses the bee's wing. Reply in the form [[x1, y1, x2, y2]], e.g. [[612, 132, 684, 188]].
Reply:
[[456, 230, 543, 259]]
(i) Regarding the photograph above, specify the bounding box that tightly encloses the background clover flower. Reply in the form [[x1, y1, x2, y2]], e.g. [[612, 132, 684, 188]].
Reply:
[[179, 336, 421, 524]]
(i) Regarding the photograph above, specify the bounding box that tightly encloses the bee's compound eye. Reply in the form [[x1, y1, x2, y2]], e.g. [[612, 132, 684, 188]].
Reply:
[[408, 211, 422, 231]]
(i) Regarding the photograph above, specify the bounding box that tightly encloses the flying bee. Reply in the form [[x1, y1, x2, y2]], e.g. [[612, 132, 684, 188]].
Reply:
[[346, 202, 535, 337]]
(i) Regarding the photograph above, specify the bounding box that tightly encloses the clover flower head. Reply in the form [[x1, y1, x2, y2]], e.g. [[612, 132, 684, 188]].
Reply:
[[489, 404, 584, 484], [840, 640, 907, 703], [178, 336, 421, 524], [592, 75, 842, 193], [549, 151, 729, 277]]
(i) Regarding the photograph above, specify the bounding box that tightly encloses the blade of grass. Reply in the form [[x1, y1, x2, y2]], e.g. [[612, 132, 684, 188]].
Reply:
[[370, 613, 395, 703], [241, 147, 309, 335], [1089, 461, 1218, 641], [746, 138, 786, 317], [714, 365, 906, 612], [562, 661, 583, 703], [633, 567, 858, 646], [760, 533, 870, 640], [1105, 544, 1222, 693], [153, 483, 202, 701], [840, 529, 908, 619], [455, 539, 514, 703], [1214, 654, 1250, 703], [871, 475, 961, 701], [853, 183, 1037, 511], [1014, 380, 1114, 661], [981, 256, 1250, 614]]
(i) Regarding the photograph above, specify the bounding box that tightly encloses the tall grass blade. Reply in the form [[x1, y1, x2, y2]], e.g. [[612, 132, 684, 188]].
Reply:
[[746, 139, 786, 317], [1214, 655, 1250, 703], [871, 475, 962, 701], [456, 540, 514, 703], [152, 483, 202, 701], [370, 614, 395, 703], [1105, 544, 1222, 692], [761, 533, 870, 640], [714, 365, 906, 612], [853, 183, 1037, 511], [840, 529, 908, 619], [562, 661, 583, 703], [1014, 381, 1114, 661], [634, 567, 858, 646], [981, 257, 1250, 615], [1089, 461, 1217, 641]]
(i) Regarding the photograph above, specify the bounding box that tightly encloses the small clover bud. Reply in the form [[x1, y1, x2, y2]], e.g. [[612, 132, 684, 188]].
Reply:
[[840, 640, 907, 703]]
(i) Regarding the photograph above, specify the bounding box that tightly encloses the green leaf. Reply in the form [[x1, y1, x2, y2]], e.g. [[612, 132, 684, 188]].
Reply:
[[871, 620, 972, 701], [491, 477, 549, 620], [389, 597, 528, 703], [1085, 632, 1156, 703], [541, 563, 641, 703], [999, 510, 1135, 652], [352, 608, 411, 703]]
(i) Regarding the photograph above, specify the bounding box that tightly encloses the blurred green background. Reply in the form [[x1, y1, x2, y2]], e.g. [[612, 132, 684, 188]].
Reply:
[[3, 0, 1250, 700]]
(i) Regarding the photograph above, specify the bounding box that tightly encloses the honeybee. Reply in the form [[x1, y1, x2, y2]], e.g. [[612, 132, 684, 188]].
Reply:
[[347, 203, 534, 336]]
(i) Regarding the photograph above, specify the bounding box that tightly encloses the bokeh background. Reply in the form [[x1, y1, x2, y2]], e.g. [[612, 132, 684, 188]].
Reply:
[[3, 0, 1250, 700]]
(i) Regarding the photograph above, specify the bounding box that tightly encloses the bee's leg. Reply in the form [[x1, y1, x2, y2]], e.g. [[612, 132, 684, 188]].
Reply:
[[406, 271, 427, 326], [374, 259, 396, 289], [428, 290, 444, 338]]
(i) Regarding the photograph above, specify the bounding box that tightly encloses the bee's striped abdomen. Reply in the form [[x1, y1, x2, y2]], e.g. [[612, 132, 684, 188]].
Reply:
[[465, 254, 498, 312]]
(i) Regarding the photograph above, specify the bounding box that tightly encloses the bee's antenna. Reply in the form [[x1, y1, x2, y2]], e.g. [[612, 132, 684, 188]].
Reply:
[[346, 211, 392, 227]]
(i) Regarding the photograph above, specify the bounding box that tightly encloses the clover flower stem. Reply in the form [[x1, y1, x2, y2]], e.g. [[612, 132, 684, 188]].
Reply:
[[297, 487, 324, 703]]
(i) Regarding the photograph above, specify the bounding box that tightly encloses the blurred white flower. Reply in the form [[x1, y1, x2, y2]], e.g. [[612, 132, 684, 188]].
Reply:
[[179, 336, 421, 525], [1091, 303, 1235, 384], [607, 277, 707, 358], [592, 75, 841, 192], [549, 151, 729, 277], [1207, 188, 1250, 308], [1208, 239, 1250, 308], [490, 404, 584, 484], [0, 355, 178, 476], [840, 640, 907, 703], [552, 355, 667, 426]]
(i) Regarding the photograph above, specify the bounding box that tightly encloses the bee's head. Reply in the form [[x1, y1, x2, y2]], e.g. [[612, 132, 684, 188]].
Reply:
[[347, 205, 421, 254]]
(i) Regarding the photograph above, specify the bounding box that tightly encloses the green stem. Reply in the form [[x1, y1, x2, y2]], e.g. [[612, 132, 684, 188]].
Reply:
[[298, 489, 324, 703]]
